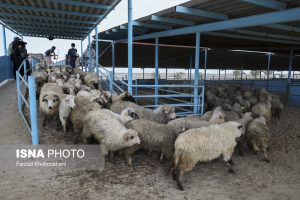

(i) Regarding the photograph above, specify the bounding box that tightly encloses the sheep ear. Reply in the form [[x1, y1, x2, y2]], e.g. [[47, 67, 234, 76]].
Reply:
[[42, 94, 48, 101], [238, 125, 243, 129], [54, 95, 60, 101]]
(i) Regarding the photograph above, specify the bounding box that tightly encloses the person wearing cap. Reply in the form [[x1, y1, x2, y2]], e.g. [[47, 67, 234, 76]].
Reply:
[[44, 46, 56, 65], [67, 43, 78, 68]]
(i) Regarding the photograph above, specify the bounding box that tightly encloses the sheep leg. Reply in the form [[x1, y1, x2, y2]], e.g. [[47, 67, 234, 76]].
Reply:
[[263, 147, 270, 163], [176, 169, 185, 191], [124, 153, 133, 170], [41, 113, 47, 126], [56, 115, 61, 131], [166, 159, 175, 176], [160, 153, 164, 163], [228, 159, 234, 166], [251, 142, 260, 154], [60, 117, 67, 132], [226, 162, 235, 173]]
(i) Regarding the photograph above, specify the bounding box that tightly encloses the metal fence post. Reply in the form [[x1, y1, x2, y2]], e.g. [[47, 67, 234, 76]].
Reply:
[[24, 61, 27, 82], [155, 37, 159, 107], [193, 32, 200, 114], [135, 79, 138, 104], [267, 53, 271, 91], [128, 0, 133, 94], [109, 71, 113, 93], [95, 25, 99, 75], [16, 72, 22, 113], [28, 76, 39, 145], [2, 25, 7, 56]]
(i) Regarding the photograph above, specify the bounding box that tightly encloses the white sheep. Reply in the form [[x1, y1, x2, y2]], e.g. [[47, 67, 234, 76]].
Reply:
[[168, 121, 243, 190], [81, 109, 141, 156], [83, 72, 100, 89], [39, 83, 64, 129], [110, 101, 176, 124], [59, 95, 76, 132]]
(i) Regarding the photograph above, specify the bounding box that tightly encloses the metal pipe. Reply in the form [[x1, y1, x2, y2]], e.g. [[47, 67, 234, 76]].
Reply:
[[219, 69, 221, 80], [112, 41, 115, 78], [16, 72, 22, 113], [166, 68, 168, 80], [267, 53, 271, 90], [88, 33, 91, 72], [287, 50, 294, 84], [128, 0, 133, 94], [80, 40, 83, 56], [28, 76, 39, 145], [142, 68, 145, 79], [155, 37, 159, 107], [225, 69, 227, 80], [95, 25, 99, 75], [2, 25, 7, 55], [194, 32, 200, 114], [204, 49, 207, 83]]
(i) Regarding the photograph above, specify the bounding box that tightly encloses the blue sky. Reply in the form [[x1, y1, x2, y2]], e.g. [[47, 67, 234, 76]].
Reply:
[[0, 0, 189, 61]]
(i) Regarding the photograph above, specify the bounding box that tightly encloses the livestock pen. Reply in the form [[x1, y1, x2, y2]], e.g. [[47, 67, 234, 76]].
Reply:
[[0, 0, 300, 199]]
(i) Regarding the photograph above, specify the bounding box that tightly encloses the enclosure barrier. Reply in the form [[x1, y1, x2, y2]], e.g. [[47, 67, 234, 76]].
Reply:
[[16, 57, 39, 144], [287, 83, 300, 106]]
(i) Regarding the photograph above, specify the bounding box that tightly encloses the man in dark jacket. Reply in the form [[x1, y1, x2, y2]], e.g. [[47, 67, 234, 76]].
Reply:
[[67, 43, 77, 68], [8, 37, 27, 79]]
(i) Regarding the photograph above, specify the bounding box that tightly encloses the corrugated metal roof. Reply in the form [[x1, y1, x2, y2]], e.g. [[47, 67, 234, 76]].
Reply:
[[99, 0, 300, 50], [0, 0, 121, 40]]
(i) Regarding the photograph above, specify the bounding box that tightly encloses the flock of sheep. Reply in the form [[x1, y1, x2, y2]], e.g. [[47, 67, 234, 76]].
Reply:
[[31, 62, 284, 190]]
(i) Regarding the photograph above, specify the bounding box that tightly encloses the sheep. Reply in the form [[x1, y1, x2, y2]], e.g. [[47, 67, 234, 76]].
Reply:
[[186, 106, 222, 122], [271, 94, 284, 121], [79, 85, 91, 92], [235, 112, 253, 156], [251, 101, 271, 123], [101, 108, 139, 124], [81, 109, 141, 156], [39, 83, 64, 129], [167, 121, 243, 190], [123, 119, 189, 168], [246, 116, 271, 162], [31, 70, 48, 97], [61, 82, 77, 95], [168, 107, 225, 132], [69, 96, 101, 132], [83, 72, 100, 89], [59, 95, 76, 132], [110, 102, 176, 124]]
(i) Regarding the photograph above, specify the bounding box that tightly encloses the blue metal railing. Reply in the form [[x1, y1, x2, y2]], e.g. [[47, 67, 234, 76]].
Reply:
[[16, 56, 39, 144]]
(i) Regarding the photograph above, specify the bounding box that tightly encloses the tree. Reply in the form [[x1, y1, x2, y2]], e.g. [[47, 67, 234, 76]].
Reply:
[[250, 70, 260, 79], [232, 70, 241, 79]]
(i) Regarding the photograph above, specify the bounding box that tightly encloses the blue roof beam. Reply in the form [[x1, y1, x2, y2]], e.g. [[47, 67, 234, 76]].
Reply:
[[119, 25, 148, 32], [175, 6, 228, 20], [151, 15, 195, 26], [47, 0, 111, 10], [241, 0, 287, 10], [17, 29, 85, 36], [22, 33, 82, 40], [0, 13, 96, 24], [115, 7, 300, 42], [0, 3, 102, 18], [0, 19, 91, 30], [12, 26, 87, 34], [228, 29, 300, 42], [263, 23, 300, 33], [132, 21, 172, 30]]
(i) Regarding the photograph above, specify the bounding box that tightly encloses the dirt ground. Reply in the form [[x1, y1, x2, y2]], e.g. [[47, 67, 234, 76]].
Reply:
[[0, 81, 300, 200]]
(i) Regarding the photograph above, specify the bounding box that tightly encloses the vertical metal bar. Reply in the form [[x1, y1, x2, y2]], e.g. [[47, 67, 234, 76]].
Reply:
[[225, 69, 227, 80], [109, 71, 113, 93], [24, 61, 27, 82], [28, 76, 39, 145], [81, 40, 83, 56], [267, 53, 271, 90], [288, 50, 294, 84], [155, 37, 159, 107], [2, 25, 7, 56], [128, 0, 133, 94], [166, 68, 168, 80], [142, 68, 145, 79], [112, 41, 115, 79], [260, 70, 262, 79], [218, 69, 221, 80], [95, 26, 99, 75], [204, 49, 207, 83], [189, 55, 192, 80], [194, 32, 200, 114], [88, 33, 91, 72], [135, 79, 138, 104], [16, 72, 22, 113], [241, 63, 243, 81]]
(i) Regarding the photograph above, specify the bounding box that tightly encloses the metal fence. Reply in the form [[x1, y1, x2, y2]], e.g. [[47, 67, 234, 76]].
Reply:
[[16, 57, 39, 144]]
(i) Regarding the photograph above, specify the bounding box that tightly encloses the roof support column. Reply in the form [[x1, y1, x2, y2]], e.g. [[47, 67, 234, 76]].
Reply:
[[166, 68, 168, 80], [194, 32, 200, 114], [128, 0, 133, 94], [2, 25, 7, 56], [219, 69, 221, 80], [95, 26, 99, 75], [287, 50, 294, 84], [189, 55, 193, 80], [88, 33, 92, 72], [80, 40, 83, 57], [112, 41, 115, 79], [204, 49, 207, 83], [155, 37, 159, 107], [267, 53, 272, 90]]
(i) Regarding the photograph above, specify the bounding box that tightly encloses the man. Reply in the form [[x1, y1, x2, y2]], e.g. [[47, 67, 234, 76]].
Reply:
[[67, 43, 77, 68], [44, 46, 56, 65], [8, 37, 27, 79]]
